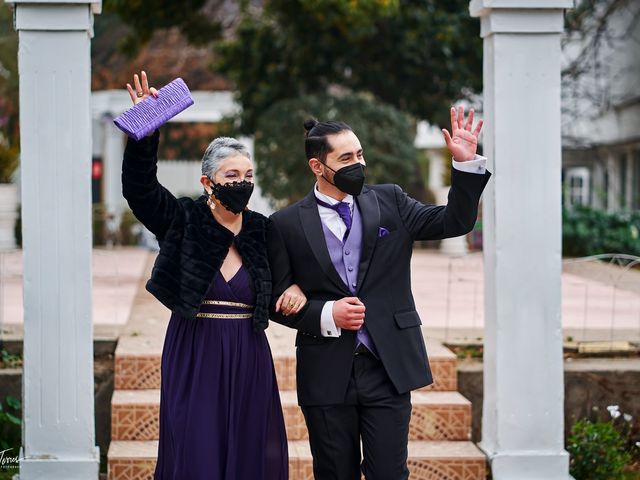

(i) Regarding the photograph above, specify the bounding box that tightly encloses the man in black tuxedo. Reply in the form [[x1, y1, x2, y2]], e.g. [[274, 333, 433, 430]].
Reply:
[[268, 107, 490, 479]]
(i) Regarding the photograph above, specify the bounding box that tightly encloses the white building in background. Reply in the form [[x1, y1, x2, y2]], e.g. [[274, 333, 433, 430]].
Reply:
[[415, 1, 640, 214], [561, 0, 640, 211]]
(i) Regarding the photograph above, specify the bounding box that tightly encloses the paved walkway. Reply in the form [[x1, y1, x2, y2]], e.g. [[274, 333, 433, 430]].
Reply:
[[1, 248, 639, 342], [0, 247, 148, 338]]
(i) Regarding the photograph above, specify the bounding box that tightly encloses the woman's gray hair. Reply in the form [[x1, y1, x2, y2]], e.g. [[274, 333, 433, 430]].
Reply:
[[201, 137, 252, 178]]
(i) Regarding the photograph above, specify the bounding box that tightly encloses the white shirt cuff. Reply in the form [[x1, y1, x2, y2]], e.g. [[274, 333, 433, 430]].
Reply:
[[452, 154, 487, 174], [320, 301, 341, 337]]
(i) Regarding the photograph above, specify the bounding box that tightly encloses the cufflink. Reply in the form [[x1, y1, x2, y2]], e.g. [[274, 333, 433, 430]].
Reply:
[[328, 331, 332, 336]]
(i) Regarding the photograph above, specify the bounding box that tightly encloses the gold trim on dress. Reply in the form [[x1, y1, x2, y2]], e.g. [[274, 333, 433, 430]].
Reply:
[[196, 312, 254, 319], [201, 300, 255, 309]]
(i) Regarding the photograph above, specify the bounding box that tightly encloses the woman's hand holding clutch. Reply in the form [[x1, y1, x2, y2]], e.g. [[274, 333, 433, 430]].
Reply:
[[126, 70, 159, 105]]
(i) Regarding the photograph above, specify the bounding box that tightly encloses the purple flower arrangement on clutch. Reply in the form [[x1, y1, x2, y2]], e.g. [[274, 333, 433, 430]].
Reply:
[[113, 77, 194, 140]]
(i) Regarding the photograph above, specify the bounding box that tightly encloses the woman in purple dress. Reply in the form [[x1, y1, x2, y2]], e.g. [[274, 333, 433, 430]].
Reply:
[[122, 72, 306, 479]]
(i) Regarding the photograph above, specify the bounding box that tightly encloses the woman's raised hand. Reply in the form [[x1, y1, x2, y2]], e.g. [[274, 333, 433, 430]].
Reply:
[[126, 71, 159, 105]]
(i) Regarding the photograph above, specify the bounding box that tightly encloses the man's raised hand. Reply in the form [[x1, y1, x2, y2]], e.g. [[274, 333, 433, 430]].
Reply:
[[441, 106, 484, 162]]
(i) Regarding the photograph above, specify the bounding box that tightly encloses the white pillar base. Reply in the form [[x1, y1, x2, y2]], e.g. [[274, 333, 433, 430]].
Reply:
[[18, 446, 100, 480], [480, 448, 573, 480]]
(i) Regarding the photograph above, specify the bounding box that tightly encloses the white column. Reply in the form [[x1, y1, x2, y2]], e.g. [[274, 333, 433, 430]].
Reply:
[[606, 152, 619, 212], [7, 1, 101, 478], [470, 1, 573, 479], [102, 117, 126, 219], [427, 150, 445, 191]]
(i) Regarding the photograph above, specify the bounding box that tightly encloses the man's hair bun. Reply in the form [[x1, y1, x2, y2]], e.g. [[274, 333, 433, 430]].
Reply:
[[303, 119, 353, 161], [303, 118, 319, 137]]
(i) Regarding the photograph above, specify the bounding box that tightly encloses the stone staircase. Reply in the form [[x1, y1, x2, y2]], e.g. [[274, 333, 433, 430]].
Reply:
[[107, 262, 486, 479]]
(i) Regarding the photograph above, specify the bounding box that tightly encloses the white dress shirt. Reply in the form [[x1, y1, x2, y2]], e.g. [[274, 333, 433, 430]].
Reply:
[[317, 154, 487, 337]]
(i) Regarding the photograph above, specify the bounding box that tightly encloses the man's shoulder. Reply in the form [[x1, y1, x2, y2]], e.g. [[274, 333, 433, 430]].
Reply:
[[366, 183, 401, 199], [270, 196, 310, 224]]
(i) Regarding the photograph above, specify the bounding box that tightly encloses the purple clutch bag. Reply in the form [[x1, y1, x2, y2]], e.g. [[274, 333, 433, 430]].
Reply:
[[113, 78, 194, 140]]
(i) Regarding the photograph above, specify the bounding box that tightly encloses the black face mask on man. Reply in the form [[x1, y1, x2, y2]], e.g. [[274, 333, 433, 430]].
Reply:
[[207, 179, 254, 214], [321, 162, 366, 197]]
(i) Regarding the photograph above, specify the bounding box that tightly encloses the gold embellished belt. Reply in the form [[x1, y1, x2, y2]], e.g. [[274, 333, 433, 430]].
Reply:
[[201, 300, 255, 309], [196, 312, 254, 319]]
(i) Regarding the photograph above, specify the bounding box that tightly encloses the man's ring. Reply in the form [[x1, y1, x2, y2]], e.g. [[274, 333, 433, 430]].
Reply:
[[289, 302, 295, 308], [136, 91, 144, 98]]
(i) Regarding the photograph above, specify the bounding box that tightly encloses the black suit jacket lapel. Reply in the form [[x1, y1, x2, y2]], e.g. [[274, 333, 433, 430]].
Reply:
[[298, 191, 351, 295], [355, 186, 380, 295]]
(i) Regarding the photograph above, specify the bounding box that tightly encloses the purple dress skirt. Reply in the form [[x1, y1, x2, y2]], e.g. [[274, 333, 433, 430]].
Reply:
[[153, 264, 288, 479]]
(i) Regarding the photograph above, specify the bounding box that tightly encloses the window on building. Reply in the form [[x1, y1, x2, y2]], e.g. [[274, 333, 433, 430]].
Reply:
[[565, 167, 590, 208]]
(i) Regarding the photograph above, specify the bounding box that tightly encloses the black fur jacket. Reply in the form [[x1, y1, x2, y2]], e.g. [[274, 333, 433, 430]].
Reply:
[[121, 130, 271, 331]]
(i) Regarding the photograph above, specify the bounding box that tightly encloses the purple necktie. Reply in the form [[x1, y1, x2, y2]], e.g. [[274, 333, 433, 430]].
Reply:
[[316, 198, 352, 240], [317, 197, 378, 357]]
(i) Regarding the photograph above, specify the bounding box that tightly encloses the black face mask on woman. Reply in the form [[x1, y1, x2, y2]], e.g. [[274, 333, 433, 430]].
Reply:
[[207, 179, 254, 214], [322, 162, 366, 197]]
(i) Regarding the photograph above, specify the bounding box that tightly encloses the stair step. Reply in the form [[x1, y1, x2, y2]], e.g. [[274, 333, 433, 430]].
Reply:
[[115, 335, 458, 392], [107, 440, 158, 480], [108, 440, 485, 480], [281, 390, 471, 441], [111, 390, 160, 442], [290, 440, 486, 479], [111, 389, 471, 442]]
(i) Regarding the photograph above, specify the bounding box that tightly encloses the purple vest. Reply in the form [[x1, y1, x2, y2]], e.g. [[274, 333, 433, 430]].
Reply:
[[319, 201, 378, 355]]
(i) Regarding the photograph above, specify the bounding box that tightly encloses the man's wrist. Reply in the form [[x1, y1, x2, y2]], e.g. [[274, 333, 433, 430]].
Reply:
[[320, 301, 341, 337], [452, 154, 487, 174]]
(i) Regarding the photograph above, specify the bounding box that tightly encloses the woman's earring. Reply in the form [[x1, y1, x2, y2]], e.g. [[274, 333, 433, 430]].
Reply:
[[206, 191, 216, 210]]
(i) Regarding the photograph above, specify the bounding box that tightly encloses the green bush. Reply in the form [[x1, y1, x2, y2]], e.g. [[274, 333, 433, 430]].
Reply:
[[119, 208, 141, 246], [0, 349, 22, 369], [568, 418, 632, 480], [92, 203, 107, 246], [253, 93, 418, 205], [0, 139, 18, 184], [563, 207, 640, 257], [0, 395, 21, 451], [0, 395, 21, 478], [94, 205, 144, 247]]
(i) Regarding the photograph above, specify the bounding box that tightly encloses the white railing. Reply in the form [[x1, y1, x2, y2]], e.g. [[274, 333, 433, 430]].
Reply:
[[562, 254, 640, 344], [414, 251, 640, 345]]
